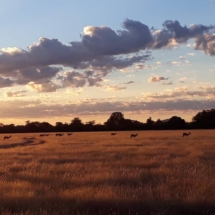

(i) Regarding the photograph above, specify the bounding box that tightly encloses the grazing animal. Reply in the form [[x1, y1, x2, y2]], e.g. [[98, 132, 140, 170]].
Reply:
[[68, 133, 72, 136], [56, 133, 64, 136], [111, 133, 116, 135], [46, 134, 49, 136], [40, 134, 45, 137], [182, 132, 191, 137], [3, 135, 11, 140], [130, 133, 138, 138]]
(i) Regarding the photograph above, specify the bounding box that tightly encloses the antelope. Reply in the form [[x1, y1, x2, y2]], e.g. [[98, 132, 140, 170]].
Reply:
[[40, 134, 45, 137], [56, 133, 64, 136], [3, 135, 11, 140], [130, 133, 138, 138], [68, 133, 72, 136], [182, 132, 191, 137], [111, 133, 116, 135], [45, 134, 49, 136]]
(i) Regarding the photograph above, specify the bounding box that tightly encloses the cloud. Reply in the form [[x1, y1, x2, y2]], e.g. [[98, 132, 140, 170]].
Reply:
[[0, 20, 213, 75], [0, 77, 15, 88], [179, 56, 186, 59], [141, 86, 215, 101], [179, 77, 187, 83], [123, 81, 134, 84], [66, 88, 83, 96], [0, 20, 212, 74], [151, 20, 213, 49], [104, 85, 126, 91], [195, 34, 215, 55], [148, 76, 169, 82], [135, 64, 144, 69], [60, 70, 105, 88], [162, 20, 213, 43], [162, 81, 173, 85], [1, 47, 21, 55], [4, 90, 27, 97], [188, 52, 195, 56], [0, 98, 215, 119], [168, 61, 181, 65], [78, 54, 149, 71], [82, 19, 153, 55], [0, 19, 214, 92], [186, 43, 193, 48], [16, 66, 62, 85], [27, 81, 60, 92]]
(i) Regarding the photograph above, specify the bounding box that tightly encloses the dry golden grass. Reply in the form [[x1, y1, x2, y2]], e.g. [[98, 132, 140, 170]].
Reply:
[[0, 130, 215, 215]]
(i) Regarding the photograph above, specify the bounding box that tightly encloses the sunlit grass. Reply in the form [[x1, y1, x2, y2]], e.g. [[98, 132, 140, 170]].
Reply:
[[0, 130, 215, 214]]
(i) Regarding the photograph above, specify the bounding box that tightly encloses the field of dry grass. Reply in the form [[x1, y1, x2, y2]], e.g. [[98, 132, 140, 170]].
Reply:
[[0, 130, 215, 215]]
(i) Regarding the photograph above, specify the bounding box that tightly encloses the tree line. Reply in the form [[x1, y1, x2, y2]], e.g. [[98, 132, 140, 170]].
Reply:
[[0, 109, 215, 133]]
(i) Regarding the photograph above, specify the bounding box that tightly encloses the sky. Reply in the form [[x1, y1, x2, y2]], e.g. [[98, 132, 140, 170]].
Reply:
[[0, 0, 215, 125]]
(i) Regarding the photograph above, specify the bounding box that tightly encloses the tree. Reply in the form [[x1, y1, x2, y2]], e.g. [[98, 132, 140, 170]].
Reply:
[[71, 117, 83, 126], [25, 120, 31, 125], [85, 120, 95, 131], [146, 117, 154, 124], [25, 121, 41, 132], [146, 117, 154, 129], [104, 112, 125, 130], [155, 119, 163, 130], [70, 117, 84, 131], [85, 120, 95, 126], [192, 109, 215, 128], [166, 116, 186, 129], [56, 122, 64, 127]]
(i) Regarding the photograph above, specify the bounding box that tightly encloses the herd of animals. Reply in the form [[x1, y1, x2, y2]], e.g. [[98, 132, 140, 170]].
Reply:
[[2, 132, 191, 140]]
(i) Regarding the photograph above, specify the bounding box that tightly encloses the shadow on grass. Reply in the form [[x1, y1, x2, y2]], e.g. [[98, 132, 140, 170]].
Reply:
[[5, 173, 142, 189], [0, 138, 45, 149], [38, 150, 138, 165], [104, 144, 145, 147], [38, 158, 90, 165], [0, 196, 215, 215]]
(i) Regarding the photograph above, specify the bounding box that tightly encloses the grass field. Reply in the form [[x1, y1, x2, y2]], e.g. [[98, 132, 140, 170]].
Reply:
[[0, 130, 215, 215]]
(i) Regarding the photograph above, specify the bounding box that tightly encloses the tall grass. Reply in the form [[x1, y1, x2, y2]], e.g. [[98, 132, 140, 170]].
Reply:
[[0, 131, 215, 214]]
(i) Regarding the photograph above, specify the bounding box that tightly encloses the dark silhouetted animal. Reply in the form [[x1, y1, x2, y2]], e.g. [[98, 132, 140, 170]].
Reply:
[[111, 133, 116, 135], [3, 135, 11, 140], [130, 133, 138, 138], [182, 132, 191, 137], [56, 133, 64, 136]]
